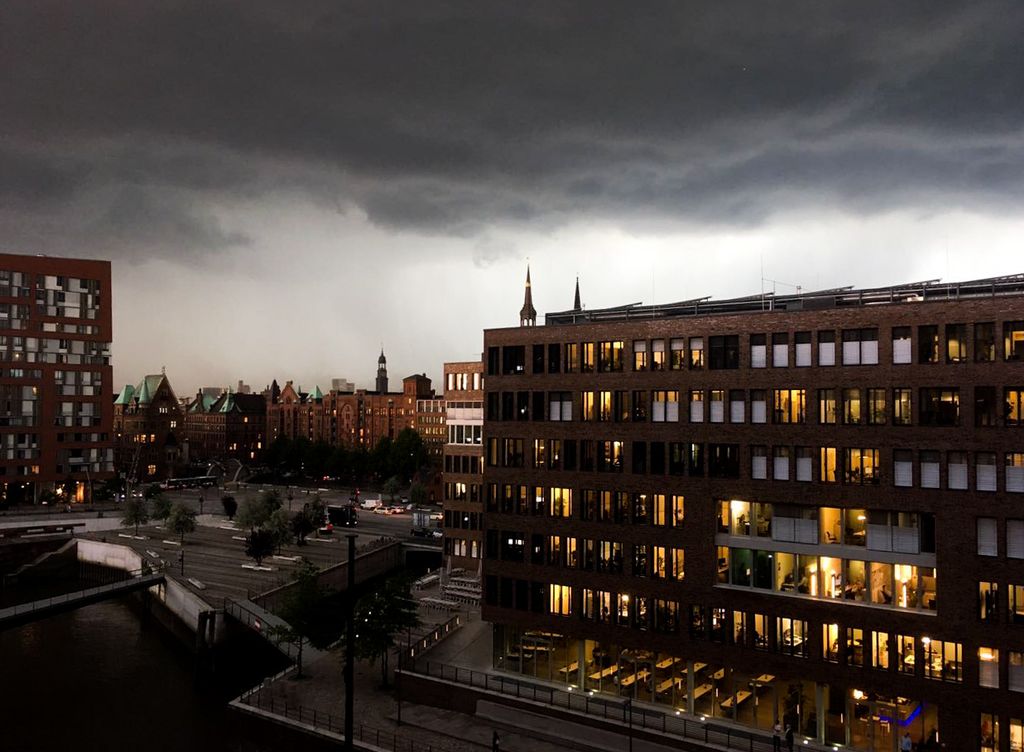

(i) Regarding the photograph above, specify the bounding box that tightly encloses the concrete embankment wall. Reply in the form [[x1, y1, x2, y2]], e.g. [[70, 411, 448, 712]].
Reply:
[[0, 536, 74, 577], [75, 538, 224, 646]]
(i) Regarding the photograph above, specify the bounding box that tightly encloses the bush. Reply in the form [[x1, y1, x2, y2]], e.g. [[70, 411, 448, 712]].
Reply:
[[221, 495, 238, 520]]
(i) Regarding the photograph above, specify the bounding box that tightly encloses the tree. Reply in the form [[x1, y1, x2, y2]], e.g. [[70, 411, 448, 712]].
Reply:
[[291, 506, 316, 546], [143, 483, 163, 500], [121, 497, 149, 536], [383, 475, 401, 502], [267, 507, 293, 552], [409, 482, 428, 507], [268, 558, 326, 677], [245, 528, 276, 567], [150, 494, 172, 521], [166, 503, 196, 545], [221, 495, 238, 520], [391, 428, 427, 483], [351, 576, 420, 687], [236, 491, 280, 531]]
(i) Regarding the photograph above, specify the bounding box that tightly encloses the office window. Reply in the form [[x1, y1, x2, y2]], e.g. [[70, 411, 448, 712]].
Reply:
[[920, 450, 940, 488], [772, 332, 789, 367], [1007, 388, 1024, 426], [892, 326, 912, 364], [823, 623, 840, 662], [976, 386, 998, 427], [1006, 321, 1024, 361], [975, 322, 996, 362], [598, 341, 624, 372], [867, 388, 886, 425], [666, 337, 685, 370], [843, 328, 878, 365], [581, 342, 595, 373], [893, 388, 912, 426], [581, 391, 595, 422], [979, 582, 1000, 622], [1008, 520, 1024, 559], [948, 451, 968, 489], [651, 339, 665, 371], [980, 713, 999, 752], [820, 447, 838, 483], [893, 449, 913, 487], [689, 390, 704, 423], [977, 518, 998, 556], [777, 617, 807, 658], [548, 391, 572, 421], [729, 390, 745, 423], [796, 447, 813, 482], [1007, 453, 1024, 493], [979, 647, 1000, 688], [918, 324, 940, 363], [920, 388, 960, 426], [565, 343, 580, 373], [708, 335, 739, 369], [897, 634, 915, 674], [871, 631, 890, 670], [632, 391, 647, 422], [772, 446, 790, 481], [921, 638, 961, 682], [750, 334, 767, 368], [842, 388, 862, 425], [652, 390, 679, 422], [795, 331, 811, 367], [818, 330, 836, 366], [946, 323, 967, 362], [750, 390, 767, 423], [547, 343, 561, 373], [1012, 584, 1024, 624], [977, 452, 997, 492], [774, 389, 806, 424], [751, 445, 768, 480], [549, 488, 572, 518], [818, 389, 837, 424], [689, 337, 704, 369], [549, 584, 573, 616], [632, 340, 647, 371], [709, 389, 725, 423], [597, 391, 613, 422], [1010, 651, 1024, 692], [844, 448, 879, 484]]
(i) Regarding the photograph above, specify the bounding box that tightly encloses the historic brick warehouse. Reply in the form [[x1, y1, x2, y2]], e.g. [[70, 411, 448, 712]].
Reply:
[[481, 270, 1024, 752], [0, 253, 114, 506], [442, 359, 484, 570]]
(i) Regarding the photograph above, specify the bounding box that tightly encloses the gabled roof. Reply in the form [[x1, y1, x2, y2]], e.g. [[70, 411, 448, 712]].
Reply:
[[188, 391, 218, 413], [309, 385, 324, 401], [134, 374, 165, 405], [114, 384, 135, 405]]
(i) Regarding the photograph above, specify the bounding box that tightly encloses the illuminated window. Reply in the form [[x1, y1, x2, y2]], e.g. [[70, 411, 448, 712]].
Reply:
[[146, 464, 157, 476], [979, 647, 1000, 688], [548, 584, 572, 616]]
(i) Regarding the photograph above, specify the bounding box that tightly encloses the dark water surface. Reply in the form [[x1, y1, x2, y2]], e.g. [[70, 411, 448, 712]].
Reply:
[[1, 598, 286, 752]]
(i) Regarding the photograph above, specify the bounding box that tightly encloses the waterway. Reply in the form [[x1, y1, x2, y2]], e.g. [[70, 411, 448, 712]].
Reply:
[[1, 596, 288, 752]]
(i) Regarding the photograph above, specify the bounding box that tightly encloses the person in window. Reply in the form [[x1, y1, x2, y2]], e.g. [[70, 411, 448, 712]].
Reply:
[[880, 586, 893, 604], [797, 572, 810, 594], [784, 723, 794, 751], [772, 720, 782, 751], [901, 732, 913, 752]]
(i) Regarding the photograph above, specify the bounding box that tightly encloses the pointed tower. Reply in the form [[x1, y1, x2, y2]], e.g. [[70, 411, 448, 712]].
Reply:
[[519, 265, 537, 327], [376, 348, 389, 393], [573, 276, 582, 311]]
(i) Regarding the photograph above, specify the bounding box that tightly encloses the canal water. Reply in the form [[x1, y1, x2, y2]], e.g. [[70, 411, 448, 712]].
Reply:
[[1, 596, 288, 751]]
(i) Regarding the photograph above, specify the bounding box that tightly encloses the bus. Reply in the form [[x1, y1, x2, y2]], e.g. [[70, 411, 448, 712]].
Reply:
[[327, 504, 358, 527], [163, 476, 217, 490]]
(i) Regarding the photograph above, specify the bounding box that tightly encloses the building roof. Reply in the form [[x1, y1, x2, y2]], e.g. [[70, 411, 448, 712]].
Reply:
[[543, 273, 1024, 326], [114, 384, 135, 405], [133, 374, 165, 405]]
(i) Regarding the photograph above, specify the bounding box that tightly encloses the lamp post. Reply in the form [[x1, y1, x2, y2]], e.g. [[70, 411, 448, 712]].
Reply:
[[344, 534, 356, 752]]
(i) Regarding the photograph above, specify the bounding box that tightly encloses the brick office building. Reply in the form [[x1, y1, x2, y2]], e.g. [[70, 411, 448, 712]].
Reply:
[[184, 388, 266, 464], [0, 253, 114, 506], [442, 360, 484, 570], [482, 272, 1024, 751]]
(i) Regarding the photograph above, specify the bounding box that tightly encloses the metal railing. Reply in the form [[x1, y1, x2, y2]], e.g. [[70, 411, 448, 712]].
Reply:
[[237, 687, 435, 752], [399, 614, 462, 663], [222, 597, 301, 661], [409, 661, 834, 752], [0, 566, 164, 622]]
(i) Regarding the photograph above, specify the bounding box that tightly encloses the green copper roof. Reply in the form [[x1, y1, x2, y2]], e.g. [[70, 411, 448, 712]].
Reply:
[[309, 385, 324, 400], [114, 384, 135, 405], [218, 392, 236, 413], [134, 374, 164, 405]]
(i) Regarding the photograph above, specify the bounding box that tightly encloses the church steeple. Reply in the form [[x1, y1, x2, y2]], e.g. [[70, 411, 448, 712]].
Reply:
[[519, 265, 537, 327], [376, 348, 389, 393], [573, 276, 581, 311]]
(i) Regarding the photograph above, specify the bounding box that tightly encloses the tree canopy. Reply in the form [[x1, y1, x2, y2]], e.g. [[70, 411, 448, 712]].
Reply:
[[166, 503, 197, 544]]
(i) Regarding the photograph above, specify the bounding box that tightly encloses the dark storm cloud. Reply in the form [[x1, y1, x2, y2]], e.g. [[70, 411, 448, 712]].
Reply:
[[2, 0, 1023, 257]]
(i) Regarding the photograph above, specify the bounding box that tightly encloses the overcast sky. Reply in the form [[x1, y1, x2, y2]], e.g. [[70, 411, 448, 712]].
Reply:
[[3, 1, 1023, 395]]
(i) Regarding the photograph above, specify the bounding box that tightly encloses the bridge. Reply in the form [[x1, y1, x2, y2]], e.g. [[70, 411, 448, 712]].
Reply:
[[0, 568, 165, 631]]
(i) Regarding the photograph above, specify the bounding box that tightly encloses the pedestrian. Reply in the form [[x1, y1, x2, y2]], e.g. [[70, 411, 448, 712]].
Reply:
[[492, 730, 500, 752], [772, 719, 782, 751], [785, 723, 794, 752], [901, 732, 913, 752]]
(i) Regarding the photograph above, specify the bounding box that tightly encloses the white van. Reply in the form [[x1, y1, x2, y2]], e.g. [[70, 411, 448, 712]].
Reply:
[[360, 496, 383, 510]]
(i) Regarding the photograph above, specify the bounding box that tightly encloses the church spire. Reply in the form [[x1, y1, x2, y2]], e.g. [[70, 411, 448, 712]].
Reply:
[[519, 264, 537, 327], [376, 348, 389, 393], [573, 275, 581, 311]]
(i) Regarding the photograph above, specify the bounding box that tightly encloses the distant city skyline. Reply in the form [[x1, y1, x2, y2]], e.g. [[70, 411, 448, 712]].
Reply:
[[3, 2, 1023, 391]]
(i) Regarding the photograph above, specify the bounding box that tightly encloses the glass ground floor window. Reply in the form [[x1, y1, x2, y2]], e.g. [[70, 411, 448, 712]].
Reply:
[[491, 624, 939, 751]]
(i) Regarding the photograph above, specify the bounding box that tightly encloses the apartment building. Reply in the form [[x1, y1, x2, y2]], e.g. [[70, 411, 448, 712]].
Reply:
[[482, 272, 1024, 752], [442, 360, 484, 570], [0, 253, 114, 506]]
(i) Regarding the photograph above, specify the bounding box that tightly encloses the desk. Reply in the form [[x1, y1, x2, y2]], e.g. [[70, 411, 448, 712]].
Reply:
[[684, 662, 708, 676], [620, 669, 650, 688], [589, 665, 618, 681], [559, 661, 579, 676], [719, 690, 751, 710], [753, 673, 775, 684], [711, 668, 726, 680], [655, 678, 682, 694], [656, 656, 681, 670], [690, 682, 713, 701]]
